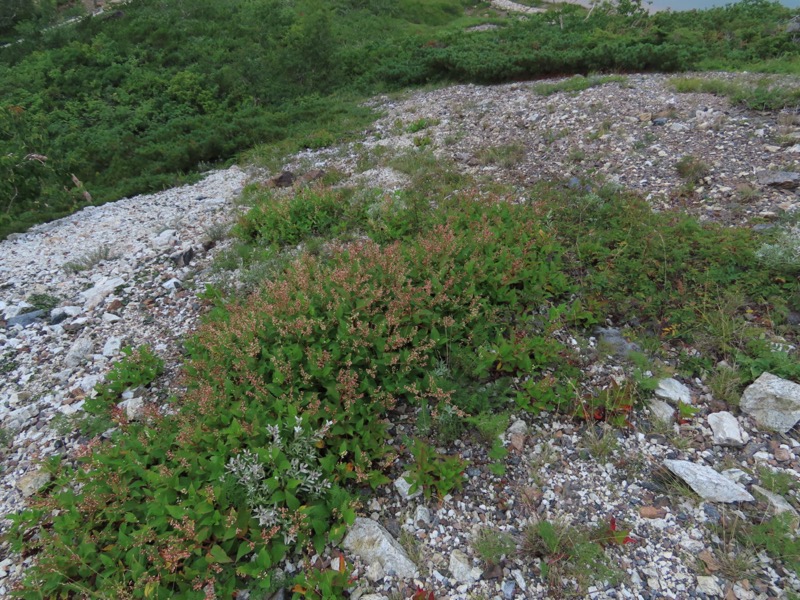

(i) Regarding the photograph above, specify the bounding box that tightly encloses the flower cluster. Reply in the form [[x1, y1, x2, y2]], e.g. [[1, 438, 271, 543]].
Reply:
[[224, 418, 332, 544]]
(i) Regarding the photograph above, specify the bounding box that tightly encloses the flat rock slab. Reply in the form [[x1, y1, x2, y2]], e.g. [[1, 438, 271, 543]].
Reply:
[[757, 170, 800, 190], [342, 517, 418, 579], [655, 378, 692, 405], [664, 460, 754, 503], [740, 372, 800, 433]]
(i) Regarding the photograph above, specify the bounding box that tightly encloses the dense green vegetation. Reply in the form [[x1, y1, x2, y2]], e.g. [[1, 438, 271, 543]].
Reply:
[[1, 0, 799, 238], [4, 1, 800, 595], [10, 148, 800, 597]]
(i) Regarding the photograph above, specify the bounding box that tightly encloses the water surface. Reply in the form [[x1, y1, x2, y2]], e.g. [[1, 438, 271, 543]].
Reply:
[[651, 0, 799, 10]]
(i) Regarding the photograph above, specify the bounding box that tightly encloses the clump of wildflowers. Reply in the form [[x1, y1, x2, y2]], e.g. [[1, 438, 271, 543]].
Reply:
[[224, 417, 332, 544]]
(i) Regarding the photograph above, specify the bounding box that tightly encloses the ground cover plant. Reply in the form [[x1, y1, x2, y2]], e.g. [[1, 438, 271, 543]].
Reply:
[[9, 144, 800, 596], [2, 0, 799, 237]]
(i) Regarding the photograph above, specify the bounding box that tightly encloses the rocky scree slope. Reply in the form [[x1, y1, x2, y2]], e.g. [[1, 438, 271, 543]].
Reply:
[[1, 72, 800, 599]]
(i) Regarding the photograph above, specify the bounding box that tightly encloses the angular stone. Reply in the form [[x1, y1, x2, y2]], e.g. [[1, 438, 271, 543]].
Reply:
[[707, 411, 747, 447], [648, 399, 675, 426], [449, 549, 482, 584], [751, 485, 800, 525], [80, 277, 125, 310], [50, 305, 82, 324], [118, 397, 145, 421], [102, 337, 122, 357], [664, 460, 754, 503], [394, 472, 422, 501], [342, 518, 418, 579], [507, 419, 528, 437], [740, 372, 800, 433], [595, 327, 640, 358], [152, 229, 177, 247], [6, 310, 45, 328], [414, 505, 432, 527], [17, 470, 51, 498], [365, 561, 385, 582], [696, 575, 723, 597], [757, 170, 800, 190], [655, 378, 692, 405], [65, 337, 94, 368]]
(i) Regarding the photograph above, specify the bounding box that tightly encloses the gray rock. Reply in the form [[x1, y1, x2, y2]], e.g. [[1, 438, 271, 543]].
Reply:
[[395, 471, 422, 500], [647, 399, 675, 426], [65, 337, 94, 368], [16, 470, 51, 498], [654, 378, 692, 405], [50, 305, 82, 324], [5, 405, 38, 431], [664, 460, 754, 503], [595, 327, 640, 358], [751, 485, 800, 525], [102, 337, 123, 357], [162, 278, 182, 291], [502, 580, 516, 599], [80, 277, 125, 310], [696, 575, 723, 597], [414, 505, 432, 527], [707, 411, 747, 447], [652, 117, 667, 126], [170, 247, 195, 267], [507, 419, 528, 437], [740, 372, 800, 433], [6, 310, 45, 328], [118, 397, 145, 421], [342, 518, 418, 579], [757, 170, 800, 190], [449, 549, 482, 584], [365, 561, 385, 582], [152, 229, 177, 247]]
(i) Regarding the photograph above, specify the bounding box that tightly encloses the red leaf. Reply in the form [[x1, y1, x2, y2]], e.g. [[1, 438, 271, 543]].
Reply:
[[609, 517, 617, 532], [623, 536, 636, 544]]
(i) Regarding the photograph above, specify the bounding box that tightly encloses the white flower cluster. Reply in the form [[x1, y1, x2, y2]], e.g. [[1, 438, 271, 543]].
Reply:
[[224, 418, 334, 544]]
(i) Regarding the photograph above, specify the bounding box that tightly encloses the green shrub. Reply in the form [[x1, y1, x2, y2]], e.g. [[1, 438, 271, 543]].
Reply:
[[404, 438, 466, 500], [234, 187, 347, 246]]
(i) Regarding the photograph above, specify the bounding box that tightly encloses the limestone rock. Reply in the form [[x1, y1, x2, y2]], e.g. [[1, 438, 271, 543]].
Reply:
[[414, 505, 432, 527], [740, 372, 800, 433], [65, 337, 94, 368], [80, 276, 125, 310], [664, 460, 754, 503], [449, 549, 482, 584], [655, 378, 692, 405], [707, 411, 748, 447], [648, 399, 675, 426], [118, 397, 145, 421], [751, 485, 800, 525], [696, 575, 723, 597], [757, 170, 800, 190], [394, 472, 422, 501], [342, 517, 418, 579], [16, 470, 51, 498], [151, 229, 177, 247]]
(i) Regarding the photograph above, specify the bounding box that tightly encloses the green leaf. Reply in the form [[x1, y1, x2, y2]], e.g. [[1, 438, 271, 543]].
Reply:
[[209, 544, 232, 564]]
